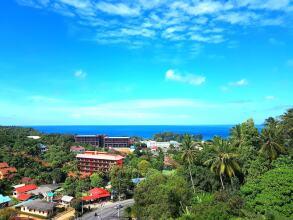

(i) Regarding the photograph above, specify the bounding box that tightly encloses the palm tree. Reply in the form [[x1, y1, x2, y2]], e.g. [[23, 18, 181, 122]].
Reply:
[[204, 137, 241, 190], [260, 124, 286, 160], [181, 134, 198, 194], [230, 124, 244, 148]]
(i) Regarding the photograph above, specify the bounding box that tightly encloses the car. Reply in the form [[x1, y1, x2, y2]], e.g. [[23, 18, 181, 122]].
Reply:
[[115, 204, 124, 209]]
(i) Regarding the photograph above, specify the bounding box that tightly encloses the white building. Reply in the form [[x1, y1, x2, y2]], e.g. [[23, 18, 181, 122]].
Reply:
[[141, 140, 180, 152], [27, 136, 41, 140]]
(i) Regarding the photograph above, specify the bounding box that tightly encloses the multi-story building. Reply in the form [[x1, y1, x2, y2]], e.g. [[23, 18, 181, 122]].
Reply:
[[74, 135, 105, 147], [76, 151, 124, 173], [104, 137, 131, 148], [75, 135, 131, 148]]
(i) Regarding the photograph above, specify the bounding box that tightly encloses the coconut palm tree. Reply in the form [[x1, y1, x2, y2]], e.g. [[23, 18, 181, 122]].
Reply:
[[230, 124, 244, 148], [204, 137, 241, 190], [181, 134, 198, 194], [260, 124, 286, 160]]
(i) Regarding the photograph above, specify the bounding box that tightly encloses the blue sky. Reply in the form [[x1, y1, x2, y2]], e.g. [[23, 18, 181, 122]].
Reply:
[[0, 0, 292, 125]]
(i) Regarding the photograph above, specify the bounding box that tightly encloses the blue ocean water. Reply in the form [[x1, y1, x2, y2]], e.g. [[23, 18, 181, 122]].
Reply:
[[30, 125, 263, 140]]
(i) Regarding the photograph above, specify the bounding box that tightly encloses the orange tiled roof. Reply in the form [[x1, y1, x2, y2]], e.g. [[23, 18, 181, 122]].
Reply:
[[0, 167, 17, 176], [0, 162, 9, 169]]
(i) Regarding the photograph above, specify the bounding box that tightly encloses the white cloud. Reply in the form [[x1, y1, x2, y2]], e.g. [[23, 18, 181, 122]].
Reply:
[[172, 1, 233, 16], [190, 34, 224, 43], [239, 0, 291, 10], [59, 0, 91, 9], [229, 79, 248, 86], [96, 2, 140, 16], [165, 69, 206, 86], [15, 0, 292, 48], [74, 69, 87, 79], [121, 28, 155, 37], [216, 12, 259, 25], [265, 95, 276, 100]]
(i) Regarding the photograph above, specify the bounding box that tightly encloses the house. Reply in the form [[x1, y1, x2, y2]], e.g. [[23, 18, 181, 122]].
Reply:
[[38, 144, 47, 153], [29, 184, 60, 202], [0, 162, 17, 180], [0, 194, 11, 208], [70, 145, 85, 153], [61, 196, 74, 207], [20, 199, 55, 218], [82, 188, 110, 202], [27, 136, 41, 140], [13, 184, 38, 198]]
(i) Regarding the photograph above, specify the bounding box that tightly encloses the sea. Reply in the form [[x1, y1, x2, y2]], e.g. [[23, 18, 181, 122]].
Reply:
[[30, 125, 263, 140]]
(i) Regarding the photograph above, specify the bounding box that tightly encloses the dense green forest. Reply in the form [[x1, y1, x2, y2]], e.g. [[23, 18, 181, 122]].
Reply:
[[133, 109, 293, 219], [0, 109, 292, 219]]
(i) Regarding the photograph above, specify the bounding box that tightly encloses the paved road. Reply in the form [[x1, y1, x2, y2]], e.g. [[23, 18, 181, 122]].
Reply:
[[81, 199, 134, 220]]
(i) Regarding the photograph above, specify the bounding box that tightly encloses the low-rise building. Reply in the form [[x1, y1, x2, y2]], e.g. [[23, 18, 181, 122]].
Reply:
[[0, 162, 17, 180], [61, 195, 74, 207], [141, 140, 180, 152], [13, 184, 38, 198], [20, 199, 55, 218], [70, 145, 85, 153], [38, 144, 47, 153], [29, 184, 60, 202], [76, 151, 124, 173], [0, 194, 11, 208], [82, 188, 110, 202], [27, 136, 41, 140]]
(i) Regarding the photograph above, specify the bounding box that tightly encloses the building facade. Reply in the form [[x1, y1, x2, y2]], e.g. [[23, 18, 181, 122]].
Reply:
[[74, 135, 105, 147], [76, 151, 124, 173], [104, 137, 131, 148], [75, 135, 131, 148]]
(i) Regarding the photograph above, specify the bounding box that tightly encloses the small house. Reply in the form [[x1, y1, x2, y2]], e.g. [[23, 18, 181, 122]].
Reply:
[[0, 194, 11, 208], [20, 199, 55, 218], [61, 196, 74, 207]]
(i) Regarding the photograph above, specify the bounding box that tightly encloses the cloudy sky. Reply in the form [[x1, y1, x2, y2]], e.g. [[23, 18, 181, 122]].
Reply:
[[0, 0, 292, 125]]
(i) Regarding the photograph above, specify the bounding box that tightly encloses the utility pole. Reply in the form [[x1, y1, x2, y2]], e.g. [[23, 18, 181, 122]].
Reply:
[[117, 170, 121, 219]]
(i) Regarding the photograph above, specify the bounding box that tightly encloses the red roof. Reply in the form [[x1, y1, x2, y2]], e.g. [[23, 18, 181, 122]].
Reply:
[[82, 188, 110, 201], [0, 167, 17, 176], [0, 162, 9, 168], [15, 184, 37, 194], [18, 194, 32, 201]]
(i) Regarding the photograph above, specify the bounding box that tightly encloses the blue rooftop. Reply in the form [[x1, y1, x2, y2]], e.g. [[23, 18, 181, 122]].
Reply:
[[0, 194, 11, 204], [47, 192, 54, 197], [131, 178, 145, 184]]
